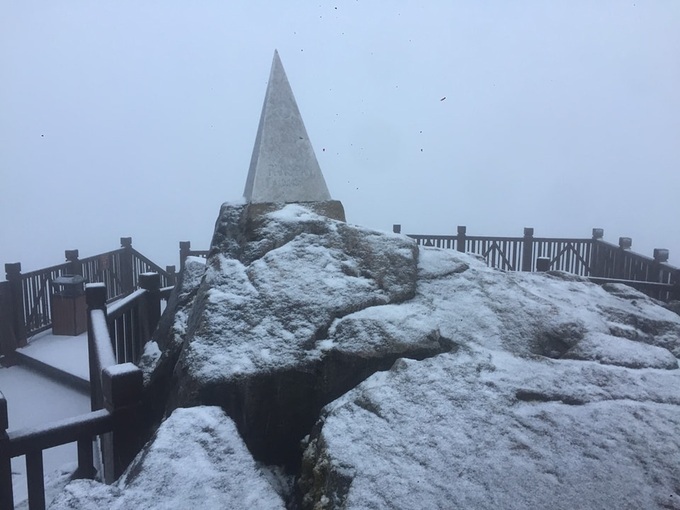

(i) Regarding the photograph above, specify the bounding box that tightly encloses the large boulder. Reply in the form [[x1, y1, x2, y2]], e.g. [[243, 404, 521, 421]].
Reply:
[[162, 203, 450, 469], [49, 407, 285, 510], [300, 346, 680, 509], [298, 248, 680, 509]]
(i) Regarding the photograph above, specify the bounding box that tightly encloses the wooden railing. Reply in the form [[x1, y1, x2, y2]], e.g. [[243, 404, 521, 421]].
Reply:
[[395, 225, 680, 302], [0, 278, 161, 509], [179, 241, 209, 272], [0, 238, 176, 357]]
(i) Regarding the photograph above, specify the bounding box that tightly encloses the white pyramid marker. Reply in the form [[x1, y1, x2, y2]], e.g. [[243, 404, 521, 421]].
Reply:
[[243, 50, 332, 203]]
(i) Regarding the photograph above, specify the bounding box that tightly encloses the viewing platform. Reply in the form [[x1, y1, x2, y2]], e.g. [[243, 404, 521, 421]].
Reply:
[[0, 332, 90, 507]]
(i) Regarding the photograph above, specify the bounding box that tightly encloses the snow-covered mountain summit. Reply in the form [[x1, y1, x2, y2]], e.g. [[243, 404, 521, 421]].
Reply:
[[52, 204, 680, 509]]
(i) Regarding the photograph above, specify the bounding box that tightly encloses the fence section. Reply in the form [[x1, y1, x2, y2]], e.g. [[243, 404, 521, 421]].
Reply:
[[394, 224, 680, 302], [0, 278, 158, 509], [1, 238, 175, 354], [179, 241, 209, 272]]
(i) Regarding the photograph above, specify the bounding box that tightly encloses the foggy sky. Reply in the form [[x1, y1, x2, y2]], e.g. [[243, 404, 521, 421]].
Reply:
[[1, 1, 679, 272]]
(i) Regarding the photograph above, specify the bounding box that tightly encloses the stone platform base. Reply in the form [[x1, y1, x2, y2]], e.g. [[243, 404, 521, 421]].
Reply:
[[246, 200, 346, 223]]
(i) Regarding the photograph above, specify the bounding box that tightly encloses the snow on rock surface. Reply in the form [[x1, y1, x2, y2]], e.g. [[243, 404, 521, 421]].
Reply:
[[299, 247, 680, 509], [53, 204, 680, 509], [301, 347, 680, 509], [174, 202, 419, 385], [49, 407, 285, 510], [161, 203, 449, 469]]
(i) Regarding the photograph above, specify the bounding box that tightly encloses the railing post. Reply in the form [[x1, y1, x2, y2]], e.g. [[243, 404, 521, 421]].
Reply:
[[615, 237, 632, 279], [651, 249, 669, 300], [652, 249, 669, 281], [5, 263, 27, 348], [86, 283, 108, 412], [65, 249, 81, 276], [139, 273, 161, 349], [26, 450, 46, 510], [75, 436, 96, 480], [0, 392, 14, 510], [456, 226, 466, 253], [0, 281, 18, 360], [101, 363, 143, 483], [522, 228, 534, 272], [671, 269, 680, 302], [591, 228, 604, 277], [166, 265, 177, 286], [179, 241, 191, 272], [392, 224, 401, 234], [120, 237, 134, 295]]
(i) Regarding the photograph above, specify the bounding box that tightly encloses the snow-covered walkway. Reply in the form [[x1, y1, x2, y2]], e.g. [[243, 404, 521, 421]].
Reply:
[[0, 331, 90, 506]]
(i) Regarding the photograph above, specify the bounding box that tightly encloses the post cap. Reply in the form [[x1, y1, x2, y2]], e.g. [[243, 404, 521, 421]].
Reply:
[[102, 363, 143, 408], [653, 249, 669, 263], [65, 249, 79, 261], [392, 224, 401, 234], [592, 228, 604, 239], [120, 237, 132, 248], [179, 241, 191, 250], [4, 262, 21, 277], [86, 283, 108, 309], [139, 272, 160, 291], [524, 227, 534, 237], [457, 226, 467, 235], [619, 237, 632, 250]]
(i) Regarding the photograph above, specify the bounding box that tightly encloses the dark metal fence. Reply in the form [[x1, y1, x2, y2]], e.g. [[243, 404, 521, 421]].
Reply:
[[395, 225, 680, 302]]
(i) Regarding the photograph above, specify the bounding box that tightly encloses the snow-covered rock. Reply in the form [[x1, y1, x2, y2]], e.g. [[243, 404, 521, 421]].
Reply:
[[299, 247, 680, 509], [163, 203, 449, 469], [54, 204, 680, 509], [300, 347, 680, 510], [49, 407, 285, 510]]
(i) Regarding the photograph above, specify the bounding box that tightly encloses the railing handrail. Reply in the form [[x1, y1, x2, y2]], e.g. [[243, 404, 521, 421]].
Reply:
[[107, 289, 145, 321], [5, 409, 112, 458], [17, 262, 71, 281], [130, 248, 171, 280], [587, 277, 675, 291], [90, 309, 117, 373], [77, 248, 125, 267]]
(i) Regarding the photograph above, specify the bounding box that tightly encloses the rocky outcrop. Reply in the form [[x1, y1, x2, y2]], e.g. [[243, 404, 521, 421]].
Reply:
[[299, 346, 680, 510], [49, 407, 285, 510], [54, 205, 680, 509], [298, 248, 680, 509], [162, 203, 449, 470]]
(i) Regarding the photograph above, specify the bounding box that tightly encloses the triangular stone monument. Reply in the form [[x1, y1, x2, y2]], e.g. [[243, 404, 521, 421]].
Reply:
[[243, 50, 345, 221]]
